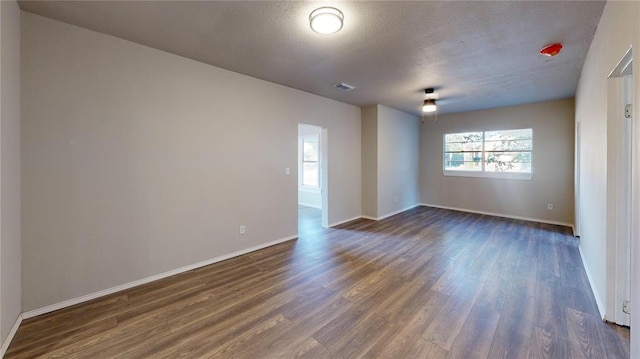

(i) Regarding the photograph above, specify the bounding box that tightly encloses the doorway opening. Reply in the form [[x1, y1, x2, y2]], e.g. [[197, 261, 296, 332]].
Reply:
[[606, 47, 633, 326], [298, 124, 328, 235]]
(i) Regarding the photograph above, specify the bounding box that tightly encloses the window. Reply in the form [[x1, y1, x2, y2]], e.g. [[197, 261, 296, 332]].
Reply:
[[443, 128, 533, 180], [301, 136, 320, 187]]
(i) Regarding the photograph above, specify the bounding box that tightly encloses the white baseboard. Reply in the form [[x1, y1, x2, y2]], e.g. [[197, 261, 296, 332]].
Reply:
[[421, 203, 573, 228], [376, 204, 422, 221], [360, 204, 422, 222], [335, 204, 422, 225], [579, 245, 606, 320], [328, 216, 362, 227], [0, 313, 23, 358], [22, 235, 298, 320]]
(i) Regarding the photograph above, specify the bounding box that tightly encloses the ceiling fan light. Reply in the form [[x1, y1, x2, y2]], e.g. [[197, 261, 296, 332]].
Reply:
[[423, 99, 437, 113], [310, 7, 344, 34]]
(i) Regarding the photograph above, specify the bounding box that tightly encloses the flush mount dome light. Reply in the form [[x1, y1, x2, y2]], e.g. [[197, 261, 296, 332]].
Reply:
[[309, 7, 344, 34]]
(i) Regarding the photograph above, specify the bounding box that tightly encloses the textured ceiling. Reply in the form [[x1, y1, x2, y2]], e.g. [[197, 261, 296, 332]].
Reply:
[[18, 1, 605, 116]]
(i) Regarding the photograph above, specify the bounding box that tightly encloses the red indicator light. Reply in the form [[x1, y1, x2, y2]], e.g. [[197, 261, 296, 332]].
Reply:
[[540, 43, 563, 57]]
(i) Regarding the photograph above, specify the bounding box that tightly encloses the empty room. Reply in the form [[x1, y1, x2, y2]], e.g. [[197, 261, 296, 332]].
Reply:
[[0, 1, 638, 358]]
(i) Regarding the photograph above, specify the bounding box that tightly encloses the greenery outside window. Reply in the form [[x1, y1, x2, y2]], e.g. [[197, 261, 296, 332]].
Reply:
[[443, 128, 533, 180]]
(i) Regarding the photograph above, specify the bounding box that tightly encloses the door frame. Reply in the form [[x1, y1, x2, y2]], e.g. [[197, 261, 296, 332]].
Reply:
[[320, 127, 329, 228], [606, 47, 633, 325], [297, 123, 329, 228]]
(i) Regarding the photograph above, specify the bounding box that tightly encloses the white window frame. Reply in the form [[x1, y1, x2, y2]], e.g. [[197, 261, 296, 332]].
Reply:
[[443, 129, 533, 181], [299, 135, 321, 193]]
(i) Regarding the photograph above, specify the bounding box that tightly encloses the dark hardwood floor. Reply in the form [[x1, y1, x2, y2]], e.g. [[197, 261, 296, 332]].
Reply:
[[7, 206, 629, 358]]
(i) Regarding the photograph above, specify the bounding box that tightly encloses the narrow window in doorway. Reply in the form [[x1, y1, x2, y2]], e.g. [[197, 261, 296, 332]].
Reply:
[[302, 136, 320, 188]]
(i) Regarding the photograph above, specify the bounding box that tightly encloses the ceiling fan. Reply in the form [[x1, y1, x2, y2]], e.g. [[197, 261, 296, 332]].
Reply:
[[422, 88, 439, 123]]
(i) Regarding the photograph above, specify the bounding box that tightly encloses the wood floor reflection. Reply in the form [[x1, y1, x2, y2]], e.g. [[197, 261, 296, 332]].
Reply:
[[6, 206, 629, 358]]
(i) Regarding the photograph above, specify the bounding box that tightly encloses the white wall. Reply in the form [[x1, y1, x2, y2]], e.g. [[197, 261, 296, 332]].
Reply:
[[0, 0, 22, 346], [361, 105, 420, 219], [298, 190, 321, 209], [361, 106, 378, 218], [421, 99, 575, 225], [21, 13, 361, 311], [376, 105, 420, 217], [574, 2, 640, 356]]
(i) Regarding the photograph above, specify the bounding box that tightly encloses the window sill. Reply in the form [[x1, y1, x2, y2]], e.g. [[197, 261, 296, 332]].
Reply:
[[443, 170, 533, 181]]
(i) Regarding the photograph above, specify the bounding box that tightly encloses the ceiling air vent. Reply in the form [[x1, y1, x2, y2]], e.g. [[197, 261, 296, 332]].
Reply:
[[335, 82, 355, 91]]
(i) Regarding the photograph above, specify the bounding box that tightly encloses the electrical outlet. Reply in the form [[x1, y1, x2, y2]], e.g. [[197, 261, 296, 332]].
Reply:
[[239, 225, 245, 235], [393, 196, 398, 204], [547, 204, 554, 211], [285, 168, 290, 176]]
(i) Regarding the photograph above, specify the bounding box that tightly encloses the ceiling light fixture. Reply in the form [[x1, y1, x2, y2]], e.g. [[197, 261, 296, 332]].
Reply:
[[423, 99, 437, 113], [309, 7, 344, 34], [423, 88, 437, 113]]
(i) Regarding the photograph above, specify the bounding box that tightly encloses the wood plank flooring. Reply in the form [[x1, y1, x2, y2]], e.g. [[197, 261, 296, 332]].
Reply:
[[6, 206, 630, 358]]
